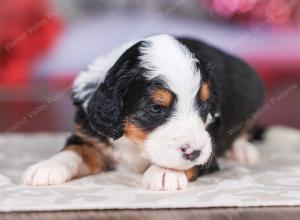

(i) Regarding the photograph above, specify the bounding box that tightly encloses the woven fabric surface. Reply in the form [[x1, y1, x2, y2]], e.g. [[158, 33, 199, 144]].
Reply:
[[0, 133, 299, 212]]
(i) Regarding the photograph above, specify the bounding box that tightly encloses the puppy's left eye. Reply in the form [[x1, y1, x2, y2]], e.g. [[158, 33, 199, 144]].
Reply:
[[199, 101, 208, 110], [149, 104, 163, 114]]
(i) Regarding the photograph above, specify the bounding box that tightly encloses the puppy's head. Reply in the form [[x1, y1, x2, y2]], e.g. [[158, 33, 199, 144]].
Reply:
[[87, 35, 216, 170]]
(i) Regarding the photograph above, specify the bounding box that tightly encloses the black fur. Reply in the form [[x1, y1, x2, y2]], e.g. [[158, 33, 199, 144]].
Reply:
[[85, 42, 178, 139], [123, 79, 176, 132], [72, 35, 264, 178], [65, 135, 86, 146], [175, 37, 264, 174], [86, 41, 148, 139], [177, 37, 264, 155]]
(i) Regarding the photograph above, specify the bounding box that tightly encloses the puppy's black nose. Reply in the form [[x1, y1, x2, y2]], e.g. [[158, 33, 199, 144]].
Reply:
[[183, 150, 201, 161]]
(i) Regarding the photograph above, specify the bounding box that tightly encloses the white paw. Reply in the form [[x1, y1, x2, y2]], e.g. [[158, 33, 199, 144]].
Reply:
[[22, 151, 81, 186], [142, 165, 188, 191], [225, 138, 260, 165]]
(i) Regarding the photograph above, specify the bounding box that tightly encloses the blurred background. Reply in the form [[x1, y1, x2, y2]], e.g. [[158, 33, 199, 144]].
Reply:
[[0, 0, 299, 133]]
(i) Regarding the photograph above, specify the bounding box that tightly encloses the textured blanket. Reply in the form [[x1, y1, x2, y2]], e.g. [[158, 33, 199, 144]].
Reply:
[[0, 131, 299, 212]]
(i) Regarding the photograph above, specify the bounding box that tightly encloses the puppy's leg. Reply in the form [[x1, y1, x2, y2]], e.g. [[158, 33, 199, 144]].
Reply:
[[142, 149, 220, 191], [142, 165, 188, 191], [23, 135, 114, 186], [142, 164, 219, 191], [225, 135, 260, 165]]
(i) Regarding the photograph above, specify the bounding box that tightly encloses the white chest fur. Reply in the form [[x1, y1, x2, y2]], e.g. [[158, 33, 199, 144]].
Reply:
[[112, 137, 150, 173]]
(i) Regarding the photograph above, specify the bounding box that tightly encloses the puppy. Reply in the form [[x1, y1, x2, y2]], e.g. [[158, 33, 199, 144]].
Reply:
[[23, 34, 264, 191]]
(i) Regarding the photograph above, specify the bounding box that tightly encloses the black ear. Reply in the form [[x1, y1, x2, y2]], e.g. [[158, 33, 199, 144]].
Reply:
[[87, 83, 124, 139], [86, 41, 146, 139]]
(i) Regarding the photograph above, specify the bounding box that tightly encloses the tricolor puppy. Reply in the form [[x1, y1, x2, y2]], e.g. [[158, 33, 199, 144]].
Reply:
[[23, 34, 264, 191]]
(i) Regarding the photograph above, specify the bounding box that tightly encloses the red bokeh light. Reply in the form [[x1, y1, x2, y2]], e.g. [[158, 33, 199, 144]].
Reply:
[[0, 0, 61, 85]]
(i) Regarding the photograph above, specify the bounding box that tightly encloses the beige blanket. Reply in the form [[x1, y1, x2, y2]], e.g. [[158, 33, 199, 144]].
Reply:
[[0, 131, 299, 212]]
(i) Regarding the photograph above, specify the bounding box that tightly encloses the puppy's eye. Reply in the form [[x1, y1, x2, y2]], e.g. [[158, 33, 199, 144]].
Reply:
[[199, 102, 208, 110], [149, 104, 163, 114]]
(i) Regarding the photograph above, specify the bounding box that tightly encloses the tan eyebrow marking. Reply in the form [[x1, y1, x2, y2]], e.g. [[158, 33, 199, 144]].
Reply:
[[150, 88, 173, 107], [199, 81, 210, 102]]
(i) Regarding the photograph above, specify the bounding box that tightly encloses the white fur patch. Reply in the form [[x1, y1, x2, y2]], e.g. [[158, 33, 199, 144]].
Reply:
[[141, 35, 212, 170], [23, 151, 85, 186], [112, 137, 149, 173], [205, 113, 215, 126], [141, 35, 200, 105], [72, 34, 213, 171], [225, 138, 260, 165], [142, 165, 188, 191], [72, 40, 139, 109], [144, 115, 212, 170]]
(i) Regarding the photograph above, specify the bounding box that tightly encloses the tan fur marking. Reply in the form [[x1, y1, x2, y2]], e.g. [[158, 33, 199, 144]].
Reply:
[[124, 120, 147, 144], [151, 88, 172, 107], [65, 125, 114, 174], [199, 82, 210, 102], [65, 144, 113, 174], [185, 166, 199, 182]]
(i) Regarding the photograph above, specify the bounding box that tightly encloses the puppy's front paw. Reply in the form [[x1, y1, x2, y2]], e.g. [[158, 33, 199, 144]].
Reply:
[[22, 151, 81, 186], [142, 165, 188, 191]]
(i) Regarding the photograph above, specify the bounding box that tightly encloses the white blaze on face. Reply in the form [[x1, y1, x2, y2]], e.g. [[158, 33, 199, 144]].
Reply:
[[141, 35, 212, 170]]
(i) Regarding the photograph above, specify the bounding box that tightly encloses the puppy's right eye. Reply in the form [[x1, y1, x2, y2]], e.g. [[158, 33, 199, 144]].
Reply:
[[149, 104, 162, 114]]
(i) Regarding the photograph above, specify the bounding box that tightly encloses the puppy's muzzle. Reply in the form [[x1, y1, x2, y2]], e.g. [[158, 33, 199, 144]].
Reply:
[[180, 144, 201, 161]]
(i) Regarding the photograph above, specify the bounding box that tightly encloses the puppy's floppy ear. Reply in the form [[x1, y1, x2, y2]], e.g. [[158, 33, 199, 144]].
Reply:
[[87, 41, 146, 139], [87, 83, 123, 139]]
